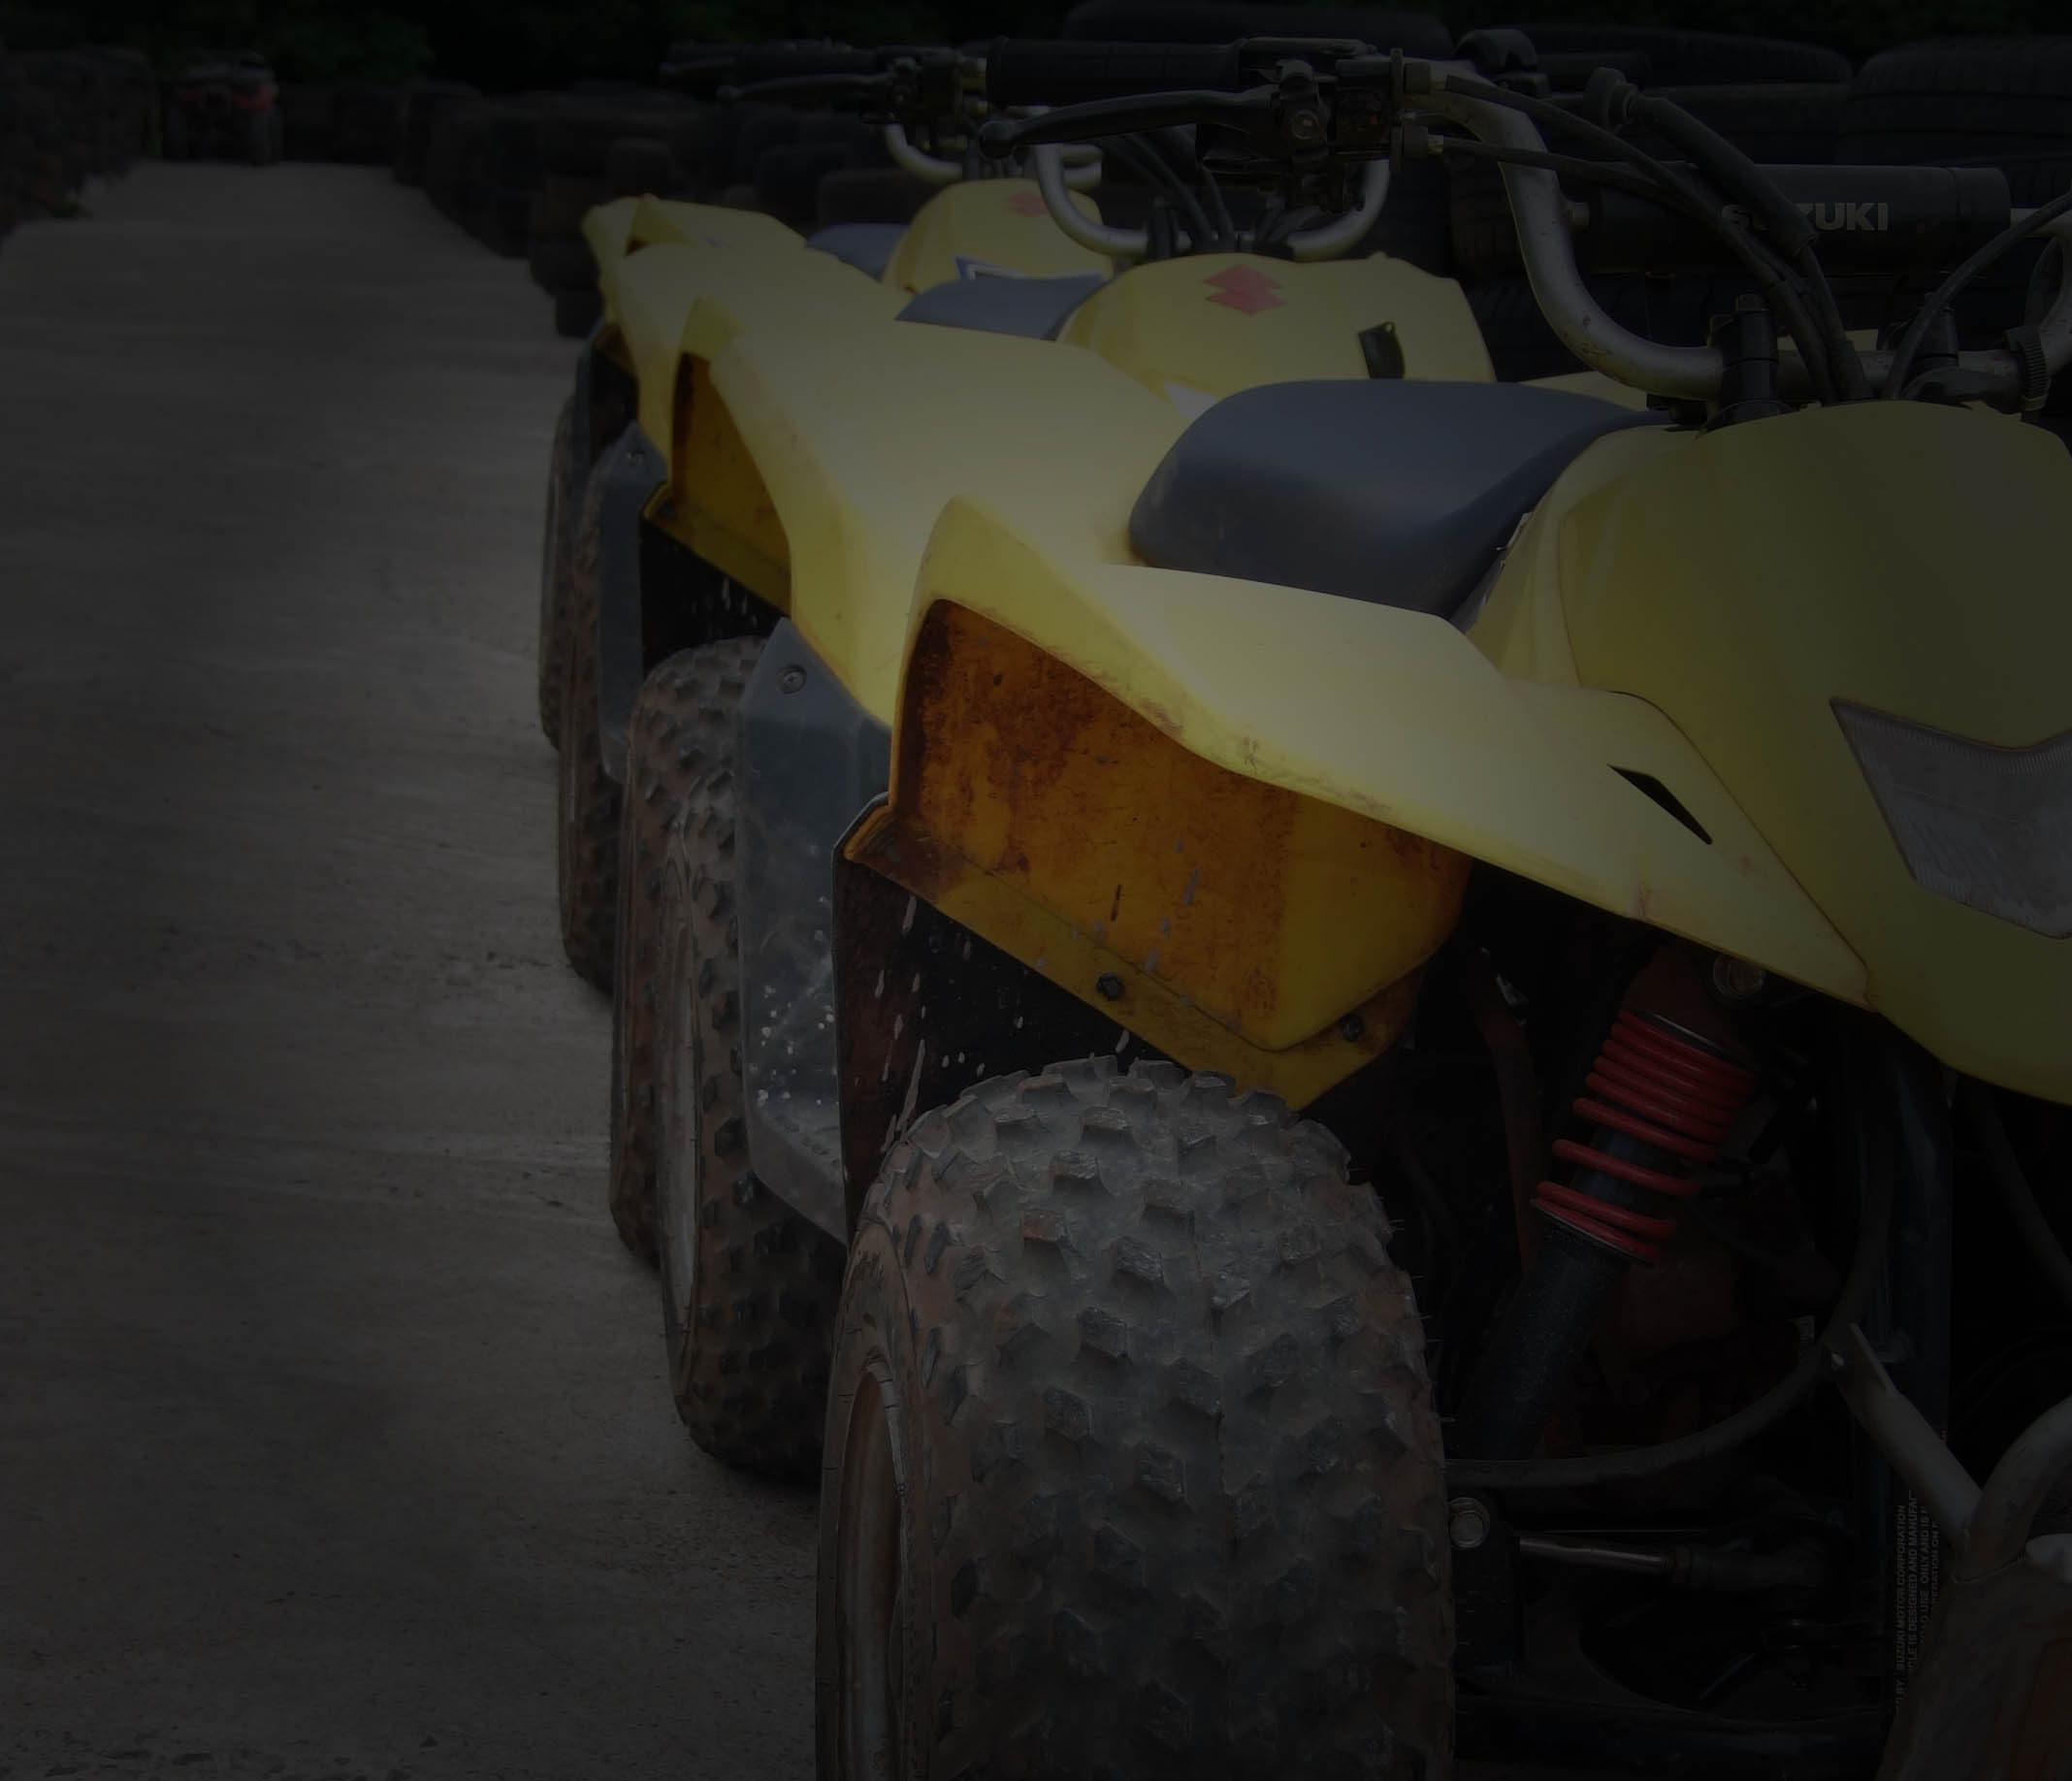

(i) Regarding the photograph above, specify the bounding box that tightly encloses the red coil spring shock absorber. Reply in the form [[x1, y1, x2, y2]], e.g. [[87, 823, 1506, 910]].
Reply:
[[1534, 1010, 1758, 1261], [1453, 1005, 1758, 1464]]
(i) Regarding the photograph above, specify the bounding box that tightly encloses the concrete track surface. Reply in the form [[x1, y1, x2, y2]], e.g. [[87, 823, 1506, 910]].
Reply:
[[0, 163, 1611, 1781], [0, 164, 815, 1781]]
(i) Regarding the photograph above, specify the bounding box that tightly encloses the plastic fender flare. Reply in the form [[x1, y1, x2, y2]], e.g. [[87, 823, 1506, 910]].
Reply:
[[590, 426, 668, 786]]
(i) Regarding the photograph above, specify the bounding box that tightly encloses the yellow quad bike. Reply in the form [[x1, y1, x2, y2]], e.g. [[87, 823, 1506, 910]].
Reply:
[[544, 42, 1513, 1263], [611, 42, 2072, 1780]]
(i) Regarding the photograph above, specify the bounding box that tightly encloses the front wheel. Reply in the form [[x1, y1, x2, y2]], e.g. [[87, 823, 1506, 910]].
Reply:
[[649, 687, 845, 1477], [817, 1057, 1455, 1780]]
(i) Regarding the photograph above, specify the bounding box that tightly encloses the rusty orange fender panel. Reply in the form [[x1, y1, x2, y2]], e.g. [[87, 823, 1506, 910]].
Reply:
[[872, 493, 1871, 1027]]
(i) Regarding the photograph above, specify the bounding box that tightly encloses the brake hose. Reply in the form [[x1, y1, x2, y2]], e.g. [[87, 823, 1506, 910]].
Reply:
[[1881, 185, 2072, 400], [1441, 135, 1834, 405], [1138, 125, 1238, 253], [1442, 75, 1839, 405], [1608, 79, 1867, 402], [1446, 1092, 1894, 1493], [1094, 132, 1216, 250]]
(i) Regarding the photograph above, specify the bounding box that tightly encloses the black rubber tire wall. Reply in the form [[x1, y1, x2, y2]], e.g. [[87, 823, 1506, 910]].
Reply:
[[819, 1057, 1453, 1778], [650, 639, 847, 1479]]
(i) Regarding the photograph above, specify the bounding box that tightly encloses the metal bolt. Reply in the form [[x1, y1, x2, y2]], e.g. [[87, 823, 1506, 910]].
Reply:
[[1095, 973, 1124, 1001], [1338, 1014, 1364, 1042], [778, 665, 807, 695], [1448, 1497, 1491, 1551], [1710, 954, 1767, 1002]]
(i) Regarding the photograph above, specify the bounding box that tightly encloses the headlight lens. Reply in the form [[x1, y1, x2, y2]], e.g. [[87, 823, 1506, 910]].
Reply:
[[1835, 701, 2072, 939]]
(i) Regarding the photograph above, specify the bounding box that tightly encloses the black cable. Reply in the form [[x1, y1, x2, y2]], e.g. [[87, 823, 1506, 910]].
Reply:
[[1882, 186, 2072, 399], [2028, 237, 2066, 326], [1615, 81, 1866, 400], [1197, 151, 1236, 250], [1141, 124, 1230, 251], [1439, 132, 1835, 405], [1093, 132, 1215, 251], [1441, 75, 1838, 405], [1441, 134, 1705, 209], [1143, 124, 1236, 252]]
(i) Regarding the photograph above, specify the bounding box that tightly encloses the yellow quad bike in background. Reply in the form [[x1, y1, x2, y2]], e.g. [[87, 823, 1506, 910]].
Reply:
[[543, 36, 1512, 1260], [600, 42, 2072, 1780]]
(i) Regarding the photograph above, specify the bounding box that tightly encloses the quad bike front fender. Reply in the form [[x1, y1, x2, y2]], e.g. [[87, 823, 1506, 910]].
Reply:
[[838, 493, 1868, 1106], [1547, 401, 2072, 1106], [698, 319, 1187, 719], [582, 193, 803, 289], [601, 240, 902, 470]]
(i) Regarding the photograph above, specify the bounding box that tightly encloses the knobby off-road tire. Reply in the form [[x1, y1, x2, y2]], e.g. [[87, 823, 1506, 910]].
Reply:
[[555, 462, 620, 990], [608, 641, 759, 1261], [536, 393, 580, 748], [818, 1056, 1454, 1781], [651, 694, 846, 1477]]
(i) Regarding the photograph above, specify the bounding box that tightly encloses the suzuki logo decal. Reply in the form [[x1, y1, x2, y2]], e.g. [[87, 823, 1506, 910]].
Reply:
[[1727, 200, 1892, 233], [1006, 190, 1048, 216], [1802, 200, 1890, 231], [1205, 265, 1285, 314]]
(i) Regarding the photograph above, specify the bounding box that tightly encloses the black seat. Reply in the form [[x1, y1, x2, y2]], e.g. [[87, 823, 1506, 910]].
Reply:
[[895, 272, 1107, 340], [1129, 379, 1665, 617], [805, 222, 908, 282]]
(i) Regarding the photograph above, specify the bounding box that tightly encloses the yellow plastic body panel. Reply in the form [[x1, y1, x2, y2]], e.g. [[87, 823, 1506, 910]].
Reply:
[[693, 321, 1868, 1097], [622, 196, 803, 256], [886, 496, 1868, 1020], [666, 357, 791, 603], [1555, 402, 2072, 1104], [585, 195, 802, 292], [616, 245, 2065, 1107], [1468, 425, 1688, 687], [848, 601, 1465, 1092], [880, 178, 1111, 292], [707, 320, 1186, 721], [581, 195, 642, 280], [1056, 252, 1494, 402], [603, 240, 901, 465]]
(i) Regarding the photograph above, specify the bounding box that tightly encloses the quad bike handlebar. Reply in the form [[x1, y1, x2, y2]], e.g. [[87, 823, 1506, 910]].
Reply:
[[1423, 72, 2072, 405], [985, 39, 1249, 105], [659, 40, 883, 92], [982, 49, 2072, 406]]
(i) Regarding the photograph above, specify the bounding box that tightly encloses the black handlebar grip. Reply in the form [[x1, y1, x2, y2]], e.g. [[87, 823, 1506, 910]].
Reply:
[[731, 42, 879, 84], [985, 39, 1246, 105]]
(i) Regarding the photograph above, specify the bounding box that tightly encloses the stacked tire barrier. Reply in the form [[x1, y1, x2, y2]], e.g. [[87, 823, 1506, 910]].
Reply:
[[0, 46, 157, 242], [394, 65, 917, 340], [273, 81, 405, 165]]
